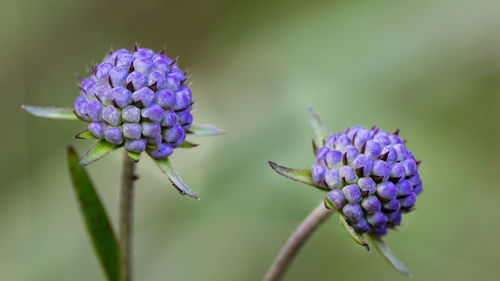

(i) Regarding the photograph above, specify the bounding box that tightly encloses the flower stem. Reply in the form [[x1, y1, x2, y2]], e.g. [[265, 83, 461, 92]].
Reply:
[[263, 201, 333, 281], [119, 151, 136, 281]]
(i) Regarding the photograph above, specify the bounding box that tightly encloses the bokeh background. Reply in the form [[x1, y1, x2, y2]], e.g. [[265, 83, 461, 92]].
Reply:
[[2, 0, 500, 280]]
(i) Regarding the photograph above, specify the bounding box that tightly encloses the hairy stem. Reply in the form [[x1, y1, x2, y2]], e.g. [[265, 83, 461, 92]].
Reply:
[[263, 201, 333, 281], [119, 152, 136, 281]]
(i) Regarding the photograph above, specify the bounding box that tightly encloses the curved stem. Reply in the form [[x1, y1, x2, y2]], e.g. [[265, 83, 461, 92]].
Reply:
[[119, 151, 136, 281], [263, 201, 333, 281]]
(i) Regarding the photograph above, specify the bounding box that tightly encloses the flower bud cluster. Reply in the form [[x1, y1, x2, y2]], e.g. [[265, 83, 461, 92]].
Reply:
[[315, 127, 422, 237], [74, 47, 193, 158]]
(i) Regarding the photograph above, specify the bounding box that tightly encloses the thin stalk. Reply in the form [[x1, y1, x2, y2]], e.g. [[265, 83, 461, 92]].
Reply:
[[263, 201, 333, 281], [119, 151, 136, 281]]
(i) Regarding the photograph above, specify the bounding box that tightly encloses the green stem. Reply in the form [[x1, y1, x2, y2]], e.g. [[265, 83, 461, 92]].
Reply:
[[119, 151, 136, 281], [263, 201, 333, 281]]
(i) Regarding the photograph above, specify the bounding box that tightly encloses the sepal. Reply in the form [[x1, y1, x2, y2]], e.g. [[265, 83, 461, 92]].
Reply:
[[22, 105, 78, 120], [179, 141, 199, 148], [188, 124, 225, 136], [339, 214, 370, 251], [127, 151, 140, 162], [307, 106, 327, 149], [369, 235, 411, 276], [153, 157, 199, 200], [75, 130, 98, 140], [268, 161, 329, 191], [79, 140, 121, 166]]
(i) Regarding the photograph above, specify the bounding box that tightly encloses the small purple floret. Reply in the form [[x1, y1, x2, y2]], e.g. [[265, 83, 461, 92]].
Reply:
[[343, 184, 361, 203], [105, 127, 123, 145], [311, 164, 326, 185], [326, 189, 345, 209], [125, 139, 146, 153], [148, 143, 174, 159], [141, 104, 164, 123], [123, 123, 142, 140]]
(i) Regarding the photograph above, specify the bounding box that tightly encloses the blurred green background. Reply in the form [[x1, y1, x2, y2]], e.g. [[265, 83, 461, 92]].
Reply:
[[2, 0, 499, 280]]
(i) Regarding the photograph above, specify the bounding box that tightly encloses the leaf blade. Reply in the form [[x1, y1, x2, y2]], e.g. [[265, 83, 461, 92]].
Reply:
[[79, 140, 120, 166], [153, 157, 199, 200], [179, 141, 199, 148], [307, 106, 327, 148], [188, 124, 225, 136], [67, 146, 119, 281], [268, 161, 329, 191], [339, 214, 370, 251], [75, 130, 98, 140], [22, 105, 78, 120], [369, 235, 411, 276]]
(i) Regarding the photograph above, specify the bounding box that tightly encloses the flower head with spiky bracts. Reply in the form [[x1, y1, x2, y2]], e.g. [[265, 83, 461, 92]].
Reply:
[[268, 107, 422, 275], [22, 44, 223, 199]]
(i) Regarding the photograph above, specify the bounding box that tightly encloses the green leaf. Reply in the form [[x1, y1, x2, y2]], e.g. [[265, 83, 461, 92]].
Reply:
[[188, 124, 225, 136], [153, 157, 199, 200], [21, 105, 78, 120], [307, 106, 327, 148], [67, 146, 118, 281], [127, 151, 140, 162], [268, 161, 329, 191], [75, 130, 98, 140], [369, 235, 411, 276], [179, 141, 199, 148], [339, 214, 370, 251], [79, 140, 120, 166]]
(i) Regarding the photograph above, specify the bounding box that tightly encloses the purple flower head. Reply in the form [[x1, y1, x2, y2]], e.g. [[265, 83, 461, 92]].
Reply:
[[65, 46, 198, 157], [309, 124, 422, 237]]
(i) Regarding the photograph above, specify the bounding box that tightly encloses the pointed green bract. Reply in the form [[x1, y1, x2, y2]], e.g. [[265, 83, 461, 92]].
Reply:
[[22, 105, 78, 120], [179, 141, 199, 148], [127, 151, 140, 162], [369, 235, 411, 276], [188, 124, 225, 136], [75, 130, 98, 140], [307, 106, 327, 149], [268, 161, 329, 191], [153, 158, 199, 200], [339, 215, 370, 251], [79, 140, 120, 166], [67, 146, 119, 281]]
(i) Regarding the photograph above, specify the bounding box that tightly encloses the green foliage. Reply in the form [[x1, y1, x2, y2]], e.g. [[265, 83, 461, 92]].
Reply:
[[370, 235, 411, 276], [79, 140, 120, 166], [21, 105, 78, 120], [188, 124, 225, 136], [67, 146, 119, 281], [268, 161, 329, 191], [153, 157, 199, 200]]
